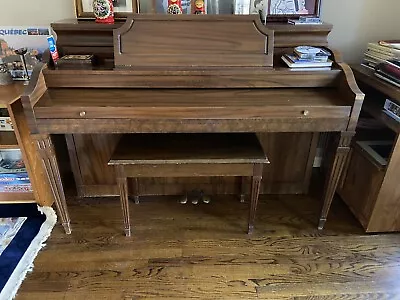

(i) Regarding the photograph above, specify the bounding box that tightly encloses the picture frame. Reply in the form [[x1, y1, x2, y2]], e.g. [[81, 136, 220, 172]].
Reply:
[[266, 0, 321, 21], [75, 0, 138, 19]]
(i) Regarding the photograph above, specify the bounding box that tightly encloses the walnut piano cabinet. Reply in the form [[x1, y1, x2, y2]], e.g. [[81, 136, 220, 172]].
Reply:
[[22, 15, 364, 234], [49, 18, 337, 198], [0, 83, 53, 205], [338, 65, 400, 233]]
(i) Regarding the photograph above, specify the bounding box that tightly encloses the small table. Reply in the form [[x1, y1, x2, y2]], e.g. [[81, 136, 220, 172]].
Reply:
[[108, 133, 269, 236]]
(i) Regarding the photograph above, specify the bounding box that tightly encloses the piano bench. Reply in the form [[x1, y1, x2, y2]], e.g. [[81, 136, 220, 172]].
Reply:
[[108, 133, 269, 237]]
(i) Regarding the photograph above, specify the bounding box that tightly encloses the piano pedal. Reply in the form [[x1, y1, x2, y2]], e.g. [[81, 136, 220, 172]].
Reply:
[[202, 195, 211, 204], [184, 189, 210, 205], [179, 194, 188, 204]]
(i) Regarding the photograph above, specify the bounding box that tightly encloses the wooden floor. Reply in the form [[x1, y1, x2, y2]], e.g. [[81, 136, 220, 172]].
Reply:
[[17, 194, 400, 300]]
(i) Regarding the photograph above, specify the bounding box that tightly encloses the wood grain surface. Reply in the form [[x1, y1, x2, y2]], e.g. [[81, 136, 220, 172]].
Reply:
[[0, 82, 25, 108], [51, 19, 333, 66], [16, 195, 400, 299], [35, 88, 351, 120], [114, 15, 274, 68], [42, 67, 341, 89], [108, 133, 267, 165]]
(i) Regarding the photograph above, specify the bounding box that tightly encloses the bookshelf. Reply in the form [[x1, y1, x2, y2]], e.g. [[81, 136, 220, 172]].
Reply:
[[0, 83, 53, 205], [338, 65, 400, 232]]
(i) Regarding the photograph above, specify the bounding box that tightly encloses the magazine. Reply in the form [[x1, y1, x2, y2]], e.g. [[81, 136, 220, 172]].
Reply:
[[0, 27, 50, 80]]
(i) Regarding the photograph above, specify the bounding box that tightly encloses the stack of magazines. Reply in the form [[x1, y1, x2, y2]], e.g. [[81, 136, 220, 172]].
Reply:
[[362, 40, 400, 69], [281, 46, 333, 71], [375, 60, 400, 88]]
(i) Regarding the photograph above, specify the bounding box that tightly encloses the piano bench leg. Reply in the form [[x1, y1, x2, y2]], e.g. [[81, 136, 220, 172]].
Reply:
[[133, 178, 140, 204], [117, 175, 131, 237], [240, 176, 246, 203], [248, 164, 263, 234]]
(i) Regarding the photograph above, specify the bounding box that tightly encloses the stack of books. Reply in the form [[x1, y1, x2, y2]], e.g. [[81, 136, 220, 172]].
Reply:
[[375, 60, 400, 88], [281, 46, 333, 71], [362, 40, 400, 69], [288, 16, 323, 25]]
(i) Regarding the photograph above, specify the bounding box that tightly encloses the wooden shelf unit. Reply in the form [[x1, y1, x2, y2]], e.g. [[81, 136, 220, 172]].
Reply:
[[0, 83, 53, 206], [339, 65, 400, 232]]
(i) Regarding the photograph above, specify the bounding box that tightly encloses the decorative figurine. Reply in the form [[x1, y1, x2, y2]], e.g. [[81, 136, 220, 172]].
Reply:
[[0, 58, 13, 85], [93, 0, 115, 24], [193, 0, 206, 14], [167, 0, 183, 14]]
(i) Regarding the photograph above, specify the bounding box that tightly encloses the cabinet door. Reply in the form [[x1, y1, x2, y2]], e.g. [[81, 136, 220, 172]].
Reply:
[[340, 149, 385, 228]]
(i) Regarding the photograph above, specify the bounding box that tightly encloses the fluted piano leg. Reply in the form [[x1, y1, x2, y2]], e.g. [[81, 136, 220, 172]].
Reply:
[[318, 132, 353, 230], [116, 166, 131, 237], [248, 164, 264, 234], [35, 134, 71, 234]]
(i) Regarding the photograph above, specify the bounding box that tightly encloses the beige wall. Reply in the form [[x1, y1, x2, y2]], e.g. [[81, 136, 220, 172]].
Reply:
[[321, 0, 400, 62], [1, 0, 399, 63]]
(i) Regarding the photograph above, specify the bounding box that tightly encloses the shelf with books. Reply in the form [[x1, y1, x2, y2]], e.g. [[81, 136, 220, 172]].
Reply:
[[0, 83, 54, 206], [339, 63, 400, 232], [352, 65, 400, 103], [281, 46, 333, 71]]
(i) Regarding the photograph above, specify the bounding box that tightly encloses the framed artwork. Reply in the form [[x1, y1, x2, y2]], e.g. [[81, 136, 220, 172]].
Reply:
[[75, 0, 138, 18], [266, 0, 321, 21]]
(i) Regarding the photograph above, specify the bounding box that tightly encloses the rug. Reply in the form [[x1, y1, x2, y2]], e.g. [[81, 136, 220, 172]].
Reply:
[[0, 203, 56, 300]]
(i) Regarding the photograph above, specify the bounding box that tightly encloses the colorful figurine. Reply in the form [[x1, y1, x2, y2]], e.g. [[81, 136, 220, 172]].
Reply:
[[93, 0, 115, 24], [193, 0, 206, 14], [167, 0, 183, 14]]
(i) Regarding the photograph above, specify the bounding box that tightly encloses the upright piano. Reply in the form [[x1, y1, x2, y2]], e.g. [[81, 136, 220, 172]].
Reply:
[[22, 15, 364, 234]]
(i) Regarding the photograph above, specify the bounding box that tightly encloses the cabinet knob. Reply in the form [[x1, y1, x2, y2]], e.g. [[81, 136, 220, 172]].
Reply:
[[302, 110, 310, 116], [79, 111, 86, 117]]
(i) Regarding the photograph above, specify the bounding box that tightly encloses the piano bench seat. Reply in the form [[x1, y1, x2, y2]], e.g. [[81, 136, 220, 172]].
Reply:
[[108, 133, 269, 237]]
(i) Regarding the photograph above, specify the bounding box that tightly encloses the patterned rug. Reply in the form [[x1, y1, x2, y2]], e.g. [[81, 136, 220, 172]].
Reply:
[[0, 204, 56, 300]]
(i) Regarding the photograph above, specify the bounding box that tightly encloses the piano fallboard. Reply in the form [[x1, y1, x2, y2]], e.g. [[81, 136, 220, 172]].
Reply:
[[33, 87, 351, 134]]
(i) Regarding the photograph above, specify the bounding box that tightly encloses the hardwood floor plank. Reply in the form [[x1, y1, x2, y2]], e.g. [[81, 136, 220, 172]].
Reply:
[[294, 294, 400, 300], [16, 195, 400, 299], [256, 280, 400, 298]]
